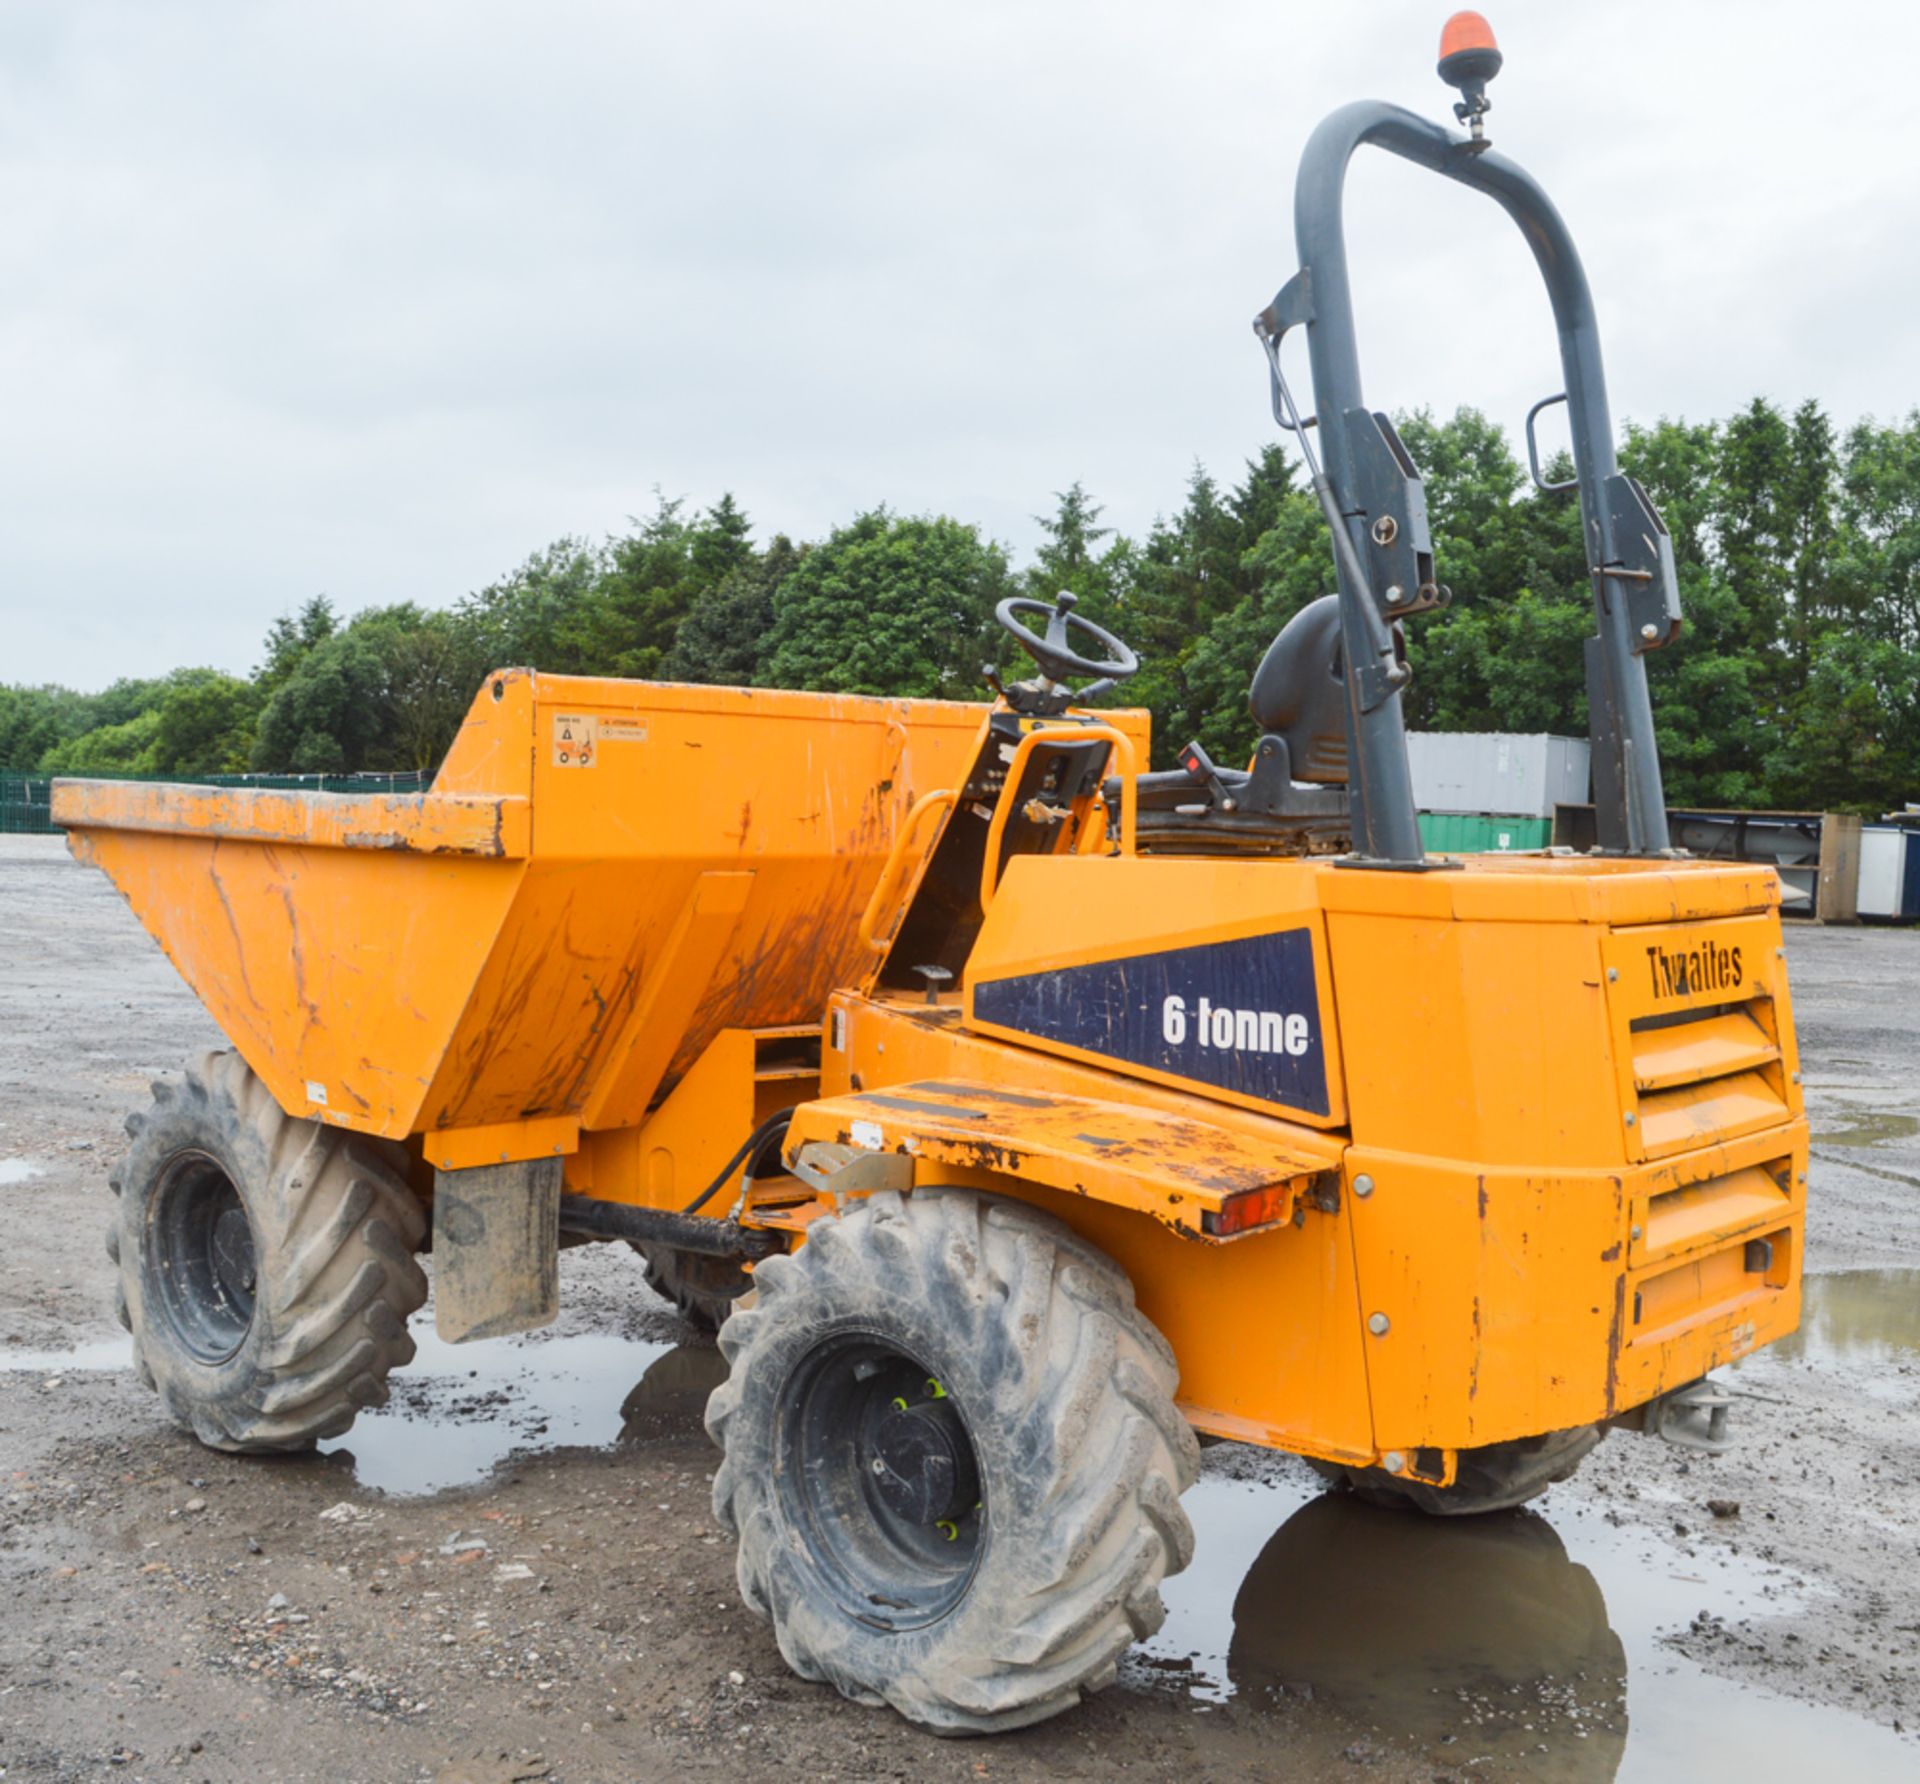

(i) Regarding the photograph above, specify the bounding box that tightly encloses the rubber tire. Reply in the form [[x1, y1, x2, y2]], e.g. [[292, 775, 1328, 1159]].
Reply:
[[706, 1187, 1199, 1734], [108, 1049, 428, 1453], [630, 1241, 750, 1332], [1309, 1423, 1604, 1516]]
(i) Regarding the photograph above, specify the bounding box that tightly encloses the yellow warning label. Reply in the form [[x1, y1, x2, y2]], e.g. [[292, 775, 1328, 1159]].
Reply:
[[551, 712, 599, 768], [601, 717, 650, 742]]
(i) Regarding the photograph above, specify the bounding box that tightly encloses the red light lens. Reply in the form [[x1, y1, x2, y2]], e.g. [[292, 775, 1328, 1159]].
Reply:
[[1205, 1183, 1294, 1236]]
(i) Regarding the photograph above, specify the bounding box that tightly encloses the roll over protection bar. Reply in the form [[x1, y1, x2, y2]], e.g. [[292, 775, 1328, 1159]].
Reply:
[[1258, 98, 1679, 861]]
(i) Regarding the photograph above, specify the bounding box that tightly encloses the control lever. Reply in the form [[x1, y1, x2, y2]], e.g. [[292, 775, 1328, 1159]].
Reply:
[[1177, 741, 1238, 814], [911, 964, 955, 1007]]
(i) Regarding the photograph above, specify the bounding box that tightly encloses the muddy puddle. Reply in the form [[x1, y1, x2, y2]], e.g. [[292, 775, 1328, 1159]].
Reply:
[[0, 1319, 725, 1497], [313, 1324, 724, 1495], [1138, 1460, 1915, 1780], [0, 1334, 133, 1372], [1133, 1270, 1920, 1777], [1755, 1266, 1920, 1372], [1812, 1111, 1920, 1148], [6, 1309, 1914, 1778]]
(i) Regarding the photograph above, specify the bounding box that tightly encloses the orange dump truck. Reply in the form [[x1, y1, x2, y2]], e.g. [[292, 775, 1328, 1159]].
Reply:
[[54, 18, 1806, 1736]]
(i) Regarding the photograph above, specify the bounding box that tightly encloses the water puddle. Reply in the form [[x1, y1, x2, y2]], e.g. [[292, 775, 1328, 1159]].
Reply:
[[0, 1319, 724, 1497], [315, 1322, 723, 1496], [1764, 1268, 1920, 1368], [1811, 1111, 1920, 1148], [1137, 1452, 1912, 1779], [0, 1335, 131, 1372], [0, 1158, 45, 1185]]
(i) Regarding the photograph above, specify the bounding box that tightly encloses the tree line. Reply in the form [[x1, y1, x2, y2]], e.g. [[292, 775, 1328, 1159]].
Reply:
[[4, 395, 1917, 814]]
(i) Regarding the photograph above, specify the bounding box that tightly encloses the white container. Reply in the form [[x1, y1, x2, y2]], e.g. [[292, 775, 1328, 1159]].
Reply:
[[1406, 733, 1591, 820], [1858, 826, 1907, 919]]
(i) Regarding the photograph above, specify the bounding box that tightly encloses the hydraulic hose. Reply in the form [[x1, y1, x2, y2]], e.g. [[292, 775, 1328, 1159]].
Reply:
[[679, 1108, 796, 1216]]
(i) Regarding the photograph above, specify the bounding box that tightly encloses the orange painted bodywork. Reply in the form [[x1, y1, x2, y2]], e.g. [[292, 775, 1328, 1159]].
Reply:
[[55, 671, 983, 1154], [55, 675, 1807, 1479]]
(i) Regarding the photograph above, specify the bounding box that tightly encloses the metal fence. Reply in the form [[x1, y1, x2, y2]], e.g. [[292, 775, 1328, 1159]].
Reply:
[[0, 770, 434, 836]]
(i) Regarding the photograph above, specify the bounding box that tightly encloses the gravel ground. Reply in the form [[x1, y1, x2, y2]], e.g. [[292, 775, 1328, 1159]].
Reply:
[[1, 833, 1916, 1782]]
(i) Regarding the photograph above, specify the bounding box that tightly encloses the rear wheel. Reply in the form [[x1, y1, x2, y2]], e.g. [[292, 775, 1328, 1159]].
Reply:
[[1310, 1424, 1603, 1516], [109, 1049, 428, 1452], [706, 1187, 1198, 1733]]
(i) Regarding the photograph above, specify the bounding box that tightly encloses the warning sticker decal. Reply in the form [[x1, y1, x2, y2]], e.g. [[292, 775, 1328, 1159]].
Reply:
[[551, 713, 598, 767]]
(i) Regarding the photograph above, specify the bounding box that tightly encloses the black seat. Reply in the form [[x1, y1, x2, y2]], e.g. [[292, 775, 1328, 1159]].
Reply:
[[1249, 596, 1348, 783], [1111, 596, 1351, 855]]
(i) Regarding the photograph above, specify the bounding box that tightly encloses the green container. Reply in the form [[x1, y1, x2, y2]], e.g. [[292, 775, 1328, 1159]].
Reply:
[[1418, 812, 1551, 854]]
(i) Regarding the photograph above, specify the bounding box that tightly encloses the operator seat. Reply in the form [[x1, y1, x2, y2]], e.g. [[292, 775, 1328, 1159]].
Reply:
[[1247, 594, 1349, 783], [1111, 595, 1353, 855]]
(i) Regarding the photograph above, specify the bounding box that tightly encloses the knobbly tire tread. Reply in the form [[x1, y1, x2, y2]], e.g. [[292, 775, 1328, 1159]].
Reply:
[[629, 1241, 750, 1332], [705, 1187, 1200, 1734], [111, 1049, 428, 1453], [1309, 1423, 1604, 1515]]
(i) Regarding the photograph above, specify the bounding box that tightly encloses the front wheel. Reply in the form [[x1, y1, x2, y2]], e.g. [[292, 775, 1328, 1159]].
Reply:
[[109, 1049, 428, 1452], [705, 1187, 1198, 1733]]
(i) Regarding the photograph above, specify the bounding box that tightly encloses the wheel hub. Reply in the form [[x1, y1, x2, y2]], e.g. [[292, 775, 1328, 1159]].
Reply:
[[211, 1204, 257, 1304], [780, 1337, 985, 1630], [870, 1397, 979, 1526], [150, 1152, 258, 1362]]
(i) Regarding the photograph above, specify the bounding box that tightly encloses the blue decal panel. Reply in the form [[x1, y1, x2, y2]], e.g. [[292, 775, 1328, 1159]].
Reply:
[[971, 928, 1329, 1116]]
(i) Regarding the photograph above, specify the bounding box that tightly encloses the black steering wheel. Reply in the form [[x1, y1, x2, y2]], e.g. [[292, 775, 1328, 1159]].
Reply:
[[995, 591, 1139, 696]]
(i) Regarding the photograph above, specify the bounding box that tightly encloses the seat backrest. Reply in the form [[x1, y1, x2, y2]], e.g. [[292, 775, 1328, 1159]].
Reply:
[[1248, 595, 1348, 784]]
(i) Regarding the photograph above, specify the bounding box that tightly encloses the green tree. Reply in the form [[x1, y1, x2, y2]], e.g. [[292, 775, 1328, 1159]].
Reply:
[[1621, 418, 1719, 568], [0, 685, 91, 772], [1386, 408, 1588, 738], [1015, 483, 1140, 709], [255, 596, 340, 695], [662, 535, 801, 686], [1178, 490, 1327, 764], [149, 671, 261, 776], [1767, 630, 1920, 813], [1835, 412, 1920, 649], [251, 606, 484, 774], [1784, 399, 1839, 668], [1714, 399, 1795, 694], [458, 537, 606, 674], [559, 492, 756, 678], [1118, 457, 1296, 758], [1609, 418, 1764, 802], [764, 510, 1011, 699], [689, 492, 756, 589], [35, 669, 259, 779], [1024, 481, 1116, 605], [39, 707, 163, 775], [250, 629, 384, 773]]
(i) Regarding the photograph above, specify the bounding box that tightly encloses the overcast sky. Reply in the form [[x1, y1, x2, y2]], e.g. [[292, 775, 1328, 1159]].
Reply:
[[5, 0, 1920, 690]]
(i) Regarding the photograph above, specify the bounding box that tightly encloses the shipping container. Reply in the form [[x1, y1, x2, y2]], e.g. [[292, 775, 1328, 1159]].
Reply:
[[1407, 733, 1590, 819], [1417, 813, 1552, 854], [1858, 826, 1920, 919]]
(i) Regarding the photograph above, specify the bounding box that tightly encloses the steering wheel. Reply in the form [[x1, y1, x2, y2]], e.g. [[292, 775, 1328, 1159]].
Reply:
[[995, 591, 1139, 695]]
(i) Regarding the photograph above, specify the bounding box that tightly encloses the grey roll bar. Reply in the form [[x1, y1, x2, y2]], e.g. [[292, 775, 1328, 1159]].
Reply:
[[1259, 99, 1680, 861]]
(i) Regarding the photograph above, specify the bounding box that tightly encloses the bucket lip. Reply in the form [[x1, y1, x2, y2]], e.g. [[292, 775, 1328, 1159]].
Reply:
[[49, 778, 529, 859]]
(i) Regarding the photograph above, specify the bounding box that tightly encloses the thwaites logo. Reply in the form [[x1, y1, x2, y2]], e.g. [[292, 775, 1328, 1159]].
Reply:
[[971, 928, 1328, 1114], [1644, 938, 1744, 1000]]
